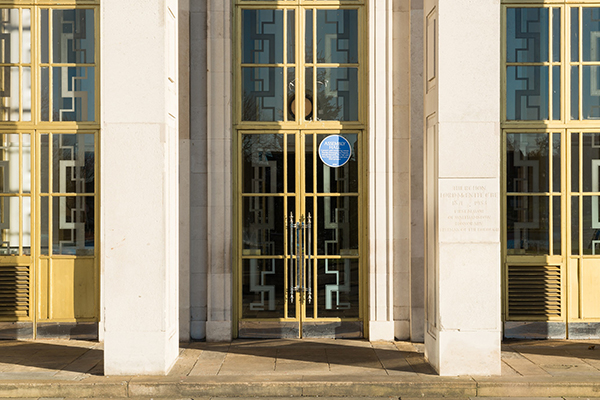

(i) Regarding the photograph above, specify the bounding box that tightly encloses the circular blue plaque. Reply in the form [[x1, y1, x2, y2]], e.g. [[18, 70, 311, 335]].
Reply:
[[318, 135, 352, 168]]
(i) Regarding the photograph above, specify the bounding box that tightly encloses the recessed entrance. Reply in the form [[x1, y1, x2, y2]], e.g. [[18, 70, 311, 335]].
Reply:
[[234, 0, 366, 339], [238, 130, 363, 338]]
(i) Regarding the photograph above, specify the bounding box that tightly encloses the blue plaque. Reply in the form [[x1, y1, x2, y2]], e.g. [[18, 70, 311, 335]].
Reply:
[[318, 135, 352, 168]]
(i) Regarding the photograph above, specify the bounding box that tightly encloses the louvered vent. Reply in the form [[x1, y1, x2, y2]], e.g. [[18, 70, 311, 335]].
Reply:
[[508, 265, 561, 319], [0, 265, 30, 317]]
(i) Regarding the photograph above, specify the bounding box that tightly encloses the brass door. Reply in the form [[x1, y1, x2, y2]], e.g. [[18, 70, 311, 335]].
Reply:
[[234, 1, 366, 338], [238, 130, 363, 339]]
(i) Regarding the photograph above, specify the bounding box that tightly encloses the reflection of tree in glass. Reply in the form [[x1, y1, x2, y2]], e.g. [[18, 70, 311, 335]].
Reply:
[[312, 69, 343, 121]]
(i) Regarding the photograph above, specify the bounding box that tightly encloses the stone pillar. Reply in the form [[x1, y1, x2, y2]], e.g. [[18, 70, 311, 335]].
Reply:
[[189, 0, 208, 341], [392, 0, 411, 341], [179, 0, 191, 342], [102, 0, 180, 374], [409, 0, 425, 343], [423, 0, 501, 376], [205, 0, 233, 342], [368, 0, 395, 341]]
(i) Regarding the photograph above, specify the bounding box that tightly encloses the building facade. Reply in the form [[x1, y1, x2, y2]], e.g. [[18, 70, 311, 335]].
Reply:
[[0, 0, 596, 376]]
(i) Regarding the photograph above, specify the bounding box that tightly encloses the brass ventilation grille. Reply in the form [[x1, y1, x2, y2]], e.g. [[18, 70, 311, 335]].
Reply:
[[508, 265, 561, 319], [0, 265, 30, 317]]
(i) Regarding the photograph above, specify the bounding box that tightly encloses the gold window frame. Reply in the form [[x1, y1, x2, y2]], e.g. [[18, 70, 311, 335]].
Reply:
[[0, 0, 100, 337], [502, 1, 600, 329]]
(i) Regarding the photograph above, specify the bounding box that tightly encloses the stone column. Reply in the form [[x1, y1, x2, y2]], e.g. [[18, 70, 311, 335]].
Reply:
[[179, 0, 191, 343], [102, 0, 180, 374], [205, 0, 233, 342], [368, 0, 395, 341], [423, 0, 502, 376], [392, 0, 412, 341]]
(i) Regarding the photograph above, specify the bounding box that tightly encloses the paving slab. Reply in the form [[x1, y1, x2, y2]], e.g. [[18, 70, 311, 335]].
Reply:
[[5, 339, 600, 398]]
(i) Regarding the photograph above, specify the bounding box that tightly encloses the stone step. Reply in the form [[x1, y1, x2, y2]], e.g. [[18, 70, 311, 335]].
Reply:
[[1, 377, 600, 398]]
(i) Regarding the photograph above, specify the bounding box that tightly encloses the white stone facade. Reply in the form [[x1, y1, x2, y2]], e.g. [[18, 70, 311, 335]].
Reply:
[[97, 0, 503, 376]]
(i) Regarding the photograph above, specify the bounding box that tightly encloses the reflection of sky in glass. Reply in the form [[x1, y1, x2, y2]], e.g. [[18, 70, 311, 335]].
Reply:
[[242, 67, 283, 121], [506, 66, 548, 121], [316, 10, 358, 64], [316, 68, 358, 121], [583, 8, 600, 62], [507, 8, 548, 63]]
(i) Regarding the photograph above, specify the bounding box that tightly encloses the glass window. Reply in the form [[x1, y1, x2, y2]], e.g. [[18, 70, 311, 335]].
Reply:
[[41, 8, 96, 122]]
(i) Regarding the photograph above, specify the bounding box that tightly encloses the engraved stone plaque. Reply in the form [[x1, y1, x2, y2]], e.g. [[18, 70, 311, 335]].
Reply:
[[439, 179, 500, 243]]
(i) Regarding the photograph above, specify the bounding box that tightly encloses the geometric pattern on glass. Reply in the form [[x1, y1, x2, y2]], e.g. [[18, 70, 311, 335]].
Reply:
[[0, 9, 31, 122], [507, 8, 549, 63], [316, 10, 358, 64], [583, 66, 600, 119], [583, 8, 600, 62], [52, 134, 94, 194], [242, 259, 285, 319], [0, 134, 20, 194], [506, 66, 548, 120], [52, 9, 94, 64], [316, 196, 358, 256], [243, 196, 285, 256], [317, 258, 359, 318], [242, 67, 283, 121], [506, 196, 549, 255], [52, 196, 94, 255], [0, 9, 20, 64], [0, 196, 19, 254], [242, 10, 283, 64], [52, 66, 95, 122], [242, 134, 284, 194], [506, 133, 549, 193], [316, 67, 358, 121]]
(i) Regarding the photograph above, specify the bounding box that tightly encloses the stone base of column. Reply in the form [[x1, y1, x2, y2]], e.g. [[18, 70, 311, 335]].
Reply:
[[425, 329, 501, 376], [369, 320, 395, 341], [206, 321, 232, 342], [104, 330, 179, 375]]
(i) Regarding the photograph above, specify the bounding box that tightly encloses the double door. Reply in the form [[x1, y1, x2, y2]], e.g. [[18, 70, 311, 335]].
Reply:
[[237, 130, 363, 338]]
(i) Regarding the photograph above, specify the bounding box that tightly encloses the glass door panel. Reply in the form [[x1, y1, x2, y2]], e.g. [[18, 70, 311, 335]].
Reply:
[[236, 2, 364, 339], [238, 130, 362, 338]]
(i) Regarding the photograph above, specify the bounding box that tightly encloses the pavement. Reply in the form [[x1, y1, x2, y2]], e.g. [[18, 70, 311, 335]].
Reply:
[[2, 339, 600, 398]]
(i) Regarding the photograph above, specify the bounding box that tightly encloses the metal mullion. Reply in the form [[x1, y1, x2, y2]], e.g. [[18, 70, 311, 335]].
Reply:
[[239, 63, 287, 68], [503, 192, 554, 197], [563, 4, 568, 124], [578, 131, 583, 259], [48, 8, 52, 122], [18, 9, 22, 121], [311, 131, 317, 319], [579, 6, 583, 121], [549, 132, 554, 255], [47, 132, 52, 256], [284, 131, 289, 319], [311, 8, 319, 123], [549, 8, 554, 122], [297, 5, 303, 124], [47, 193, 94, 197], [18, 133, 22, 254], [505, 62, 553, 67], [283, 134, 289, 318], [283, 9, 288, 123]]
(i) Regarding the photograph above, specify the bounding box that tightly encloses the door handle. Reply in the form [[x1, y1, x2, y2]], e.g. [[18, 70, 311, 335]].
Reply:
[[288, 213, 312, 305]]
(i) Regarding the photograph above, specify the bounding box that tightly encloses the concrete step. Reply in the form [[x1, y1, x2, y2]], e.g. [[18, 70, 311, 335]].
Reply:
[[2, 376, 600, 398]]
